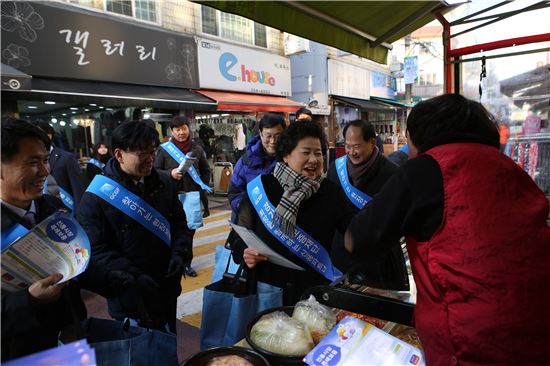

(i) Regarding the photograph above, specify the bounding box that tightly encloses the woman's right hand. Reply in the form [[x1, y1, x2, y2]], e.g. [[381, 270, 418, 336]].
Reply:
[[171, 168, 183, 180], [243, 248, 267, 269]]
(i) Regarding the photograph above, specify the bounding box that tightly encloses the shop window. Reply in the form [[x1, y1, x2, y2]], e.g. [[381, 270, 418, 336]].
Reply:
[[105, 0, 157, 23], [254, 23, 267, 48], [201, 5, 268, 48], [201, 5, 218, 36], [106, 0, 132, 16]]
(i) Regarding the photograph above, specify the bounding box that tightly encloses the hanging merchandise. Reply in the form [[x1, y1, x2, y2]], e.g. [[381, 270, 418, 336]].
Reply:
[[479, 56, 486, 100], [518, 143, 525, 169], [527, 142, 538, 180]]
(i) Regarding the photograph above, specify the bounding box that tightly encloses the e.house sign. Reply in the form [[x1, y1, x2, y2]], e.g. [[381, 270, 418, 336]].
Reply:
[[198, 39, 291, 96]]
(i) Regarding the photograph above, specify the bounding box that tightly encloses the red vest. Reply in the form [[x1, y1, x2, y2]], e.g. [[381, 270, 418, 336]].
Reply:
[[406, 143, 550, 366]]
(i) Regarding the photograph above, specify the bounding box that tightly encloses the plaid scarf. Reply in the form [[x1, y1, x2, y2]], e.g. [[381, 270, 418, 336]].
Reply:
[[273, 162, 323, 236]]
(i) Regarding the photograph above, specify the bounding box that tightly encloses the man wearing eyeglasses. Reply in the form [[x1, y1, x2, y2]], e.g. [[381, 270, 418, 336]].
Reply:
[[77, 120, 193, 333], [227, 113, 286, 221]]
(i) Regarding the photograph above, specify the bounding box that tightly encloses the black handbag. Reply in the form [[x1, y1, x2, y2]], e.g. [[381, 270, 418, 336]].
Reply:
[[221, 252, 253, 296]]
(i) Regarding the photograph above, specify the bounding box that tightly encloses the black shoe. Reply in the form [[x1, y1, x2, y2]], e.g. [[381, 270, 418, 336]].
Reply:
[[184, 266, 198, 277], [203, 210, 210, 218]]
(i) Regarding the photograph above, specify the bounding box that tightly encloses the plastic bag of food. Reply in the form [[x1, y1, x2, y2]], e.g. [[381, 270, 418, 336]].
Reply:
[[250, 311, 314, 356], [292, 295, 337, 343]]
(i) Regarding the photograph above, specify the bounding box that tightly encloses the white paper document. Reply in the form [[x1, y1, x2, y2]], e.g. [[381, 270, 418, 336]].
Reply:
[[229, 223, 305, 271]]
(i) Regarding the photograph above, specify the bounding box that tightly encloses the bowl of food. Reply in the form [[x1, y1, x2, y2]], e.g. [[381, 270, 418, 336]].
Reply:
[[181, 346, 270, 366], [245, 306, 313, 365]]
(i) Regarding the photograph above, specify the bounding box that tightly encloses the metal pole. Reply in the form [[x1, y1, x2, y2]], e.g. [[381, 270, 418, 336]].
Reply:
[[404, 34, 413, 103]]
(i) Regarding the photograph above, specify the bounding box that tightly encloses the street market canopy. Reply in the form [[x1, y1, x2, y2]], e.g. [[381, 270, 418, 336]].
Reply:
[[1, 63, 32, 91], [195, 89, 303, 112], [195, 1, 449, 64], [332, 95, 395, 111], [499, 63, 550, 112], [10, 78, 217, 110]]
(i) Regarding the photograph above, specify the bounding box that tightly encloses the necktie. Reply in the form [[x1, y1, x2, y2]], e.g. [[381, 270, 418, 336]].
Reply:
[[22, 211, 37, 228]]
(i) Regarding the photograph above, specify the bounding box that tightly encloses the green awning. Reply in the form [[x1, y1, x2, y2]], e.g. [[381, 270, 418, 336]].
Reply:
[[195, 1, 448, 64], [371, 96, 416, 108]]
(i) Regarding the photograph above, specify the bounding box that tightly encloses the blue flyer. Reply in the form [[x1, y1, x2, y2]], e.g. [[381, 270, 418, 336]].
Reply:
[[304, 316, 425, 366], [1, 212, 91, 292]]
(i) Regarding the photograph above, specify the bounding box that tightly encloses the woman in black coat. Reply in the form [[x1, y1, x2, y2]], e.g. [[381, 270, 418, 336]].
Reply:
[[230, 120, 355, 305], [86, 142, 111, 182]]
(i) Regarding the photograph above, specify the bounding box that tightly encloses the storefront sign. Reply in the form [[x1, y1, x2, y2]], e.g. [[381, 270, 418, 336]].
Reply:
[[328, 59, 370, 100], [283, 33, 310, 56], [371, 71, 395, 98], [197, 39, 291, 96], [523, 115, 541, 135], [404, 56, 418, 84], [0, 1, 198, 88]]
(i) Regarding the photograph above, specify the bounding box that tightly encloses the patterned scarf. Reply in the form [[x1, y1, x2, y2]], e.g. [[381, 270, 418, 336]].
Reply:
[[173, 137, 192, 154], [273, 162, 324, 236]]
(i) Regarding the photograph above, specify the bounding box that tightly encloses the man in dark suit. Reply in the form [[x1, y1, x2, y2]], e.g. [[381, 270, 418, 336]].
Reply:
[[1, 118, 86, 361], [32, 121, 84, 213], [327, 120, 407, 290]]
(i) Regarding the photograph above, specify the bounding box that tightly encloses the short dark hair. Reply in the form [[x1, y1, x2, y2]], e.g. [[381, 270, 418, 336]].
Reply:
[[32, 119, 55, 136], [92, 142, 108, 155], [1, 117, 50, 163], [296, 107, 312, 117], [259, 113, 286, 132], [170, 115, 189, 130], [276, 119, 327, 161], [111, 120, 160, 152], [342, 120, 376, 142], [407, 94, 500, 153]]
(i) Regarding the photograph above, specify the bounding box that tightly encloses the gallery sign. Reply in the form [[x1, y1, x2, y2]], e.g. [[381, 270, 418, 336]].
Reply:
[[197, 39, 291, 96], [0, 1, 198, 87]]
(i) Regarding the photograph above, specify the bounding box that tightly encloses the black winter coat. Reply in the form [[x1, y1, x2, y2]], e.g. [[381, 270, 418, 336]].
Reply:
[[327, 153, 409, 290], [1, 195, 86, 361], [154, 140, 211, 193], [230, 174, 355, 305], [49, 146, 85, 213], [77, 158, 193, 325]]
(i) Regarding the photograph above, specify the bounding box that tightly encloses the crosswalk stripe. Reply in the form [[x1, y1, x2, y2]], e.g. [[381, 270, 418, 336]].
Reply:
[[203, 212, 231, 224], [178, 208, 231, 329], [193, 240, 225, 257], [194, 224, 231, 239], [193, 232, 230, 247]]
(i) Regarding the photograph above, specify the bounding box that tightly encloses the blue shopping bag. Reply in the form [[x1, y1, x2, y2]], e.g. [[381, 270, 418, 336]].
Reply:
[[179, 191, 203, 230], [211, 245, 240, 283], [199, 262, 283, 350], [81, 318, 178, 366]]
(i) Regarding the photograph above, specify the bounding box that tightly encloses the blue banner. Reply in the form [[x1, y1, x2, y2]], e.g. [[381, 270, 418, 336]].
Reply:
[[86, 175, 171, 246], [87, 158, 105, 169], [58, 186, 74, 212], [160, 141, 212, 192], [1, 224, 29, 251], [335, 156, 372, 209], [43, 178, 74, 212], [247, 176, 342, 281]]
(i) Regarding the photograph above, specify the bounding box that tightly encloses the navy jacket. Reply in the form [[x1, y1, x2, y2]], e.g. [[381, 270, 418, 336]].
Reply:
[[227, 135, 277, 213], [1, 195, 86, 361], [49, 147, 84, 212], [77, 158, 193, 324]]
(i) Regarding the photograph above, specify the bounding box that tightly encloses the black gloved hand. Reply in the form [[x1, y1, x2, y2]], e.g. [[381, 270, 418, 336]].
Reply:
[[134, 274, 164, 329], [166, 255, 186, 278], [136, 274, 160, 295], [107, 270, 135, 292]]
